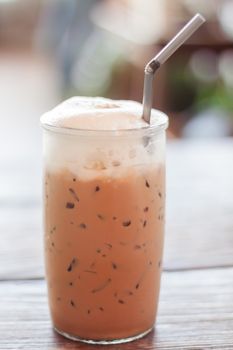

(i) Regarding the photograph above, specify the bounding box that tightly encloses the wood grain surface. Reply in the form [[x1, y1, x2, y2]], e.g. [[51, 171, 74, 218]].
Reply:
[[1, 140, 233, 349], [1, 267, 233, 349]]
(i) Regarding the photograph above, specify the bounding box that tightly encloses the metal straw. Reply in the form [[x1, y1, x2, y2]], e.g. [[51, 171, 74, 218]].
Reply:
[[142, 13, 206, 123]]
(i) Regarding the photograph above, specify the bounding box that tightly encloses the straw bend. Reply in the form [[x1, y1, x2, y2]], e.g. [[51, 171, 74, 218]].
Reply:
[[142, 13, 206, 124]]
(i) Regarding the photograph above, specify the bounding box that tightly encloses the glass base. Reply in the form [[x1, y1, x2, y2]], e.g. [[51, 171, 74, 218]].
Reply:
[[54, 326, 153, 345]]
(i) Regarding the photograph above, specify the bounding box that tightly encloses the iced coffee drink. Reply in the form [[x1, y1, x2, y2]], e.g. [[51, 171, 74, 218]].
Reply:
[[41, 97, 168, 344]]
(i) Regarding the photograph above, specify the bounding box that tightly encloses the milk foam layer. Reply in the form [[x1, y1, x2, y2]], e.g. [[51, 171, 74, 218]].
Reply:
[[41, 96, 165, 131], [41, 97, 167, 179]]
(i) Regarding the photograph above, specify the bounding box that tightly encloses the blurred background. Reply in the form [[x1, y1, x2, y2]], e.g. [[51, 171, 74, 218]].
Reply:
[[0, 0, 233, 204]]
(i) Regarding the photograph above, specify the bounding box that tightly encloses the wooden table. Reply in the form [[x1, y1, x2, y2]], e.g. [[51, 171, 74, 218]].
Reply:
[[1, 139, 233, 349]]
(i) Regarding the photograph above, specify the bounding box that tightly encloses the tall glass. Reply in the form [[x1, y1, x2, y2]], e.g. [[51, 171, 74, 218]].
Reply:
[[41, 106, 168, 344]]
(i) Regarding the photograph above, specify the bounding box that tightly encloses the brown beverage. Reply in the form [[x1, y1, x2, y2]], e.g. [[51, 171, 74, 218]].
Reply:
[[41, 97, 168, 344]]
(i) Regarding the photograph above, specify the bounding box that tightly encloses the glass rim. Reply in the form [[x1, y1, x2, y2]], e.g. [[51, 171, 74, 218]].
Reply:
[[40, 109, 169, 137]]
